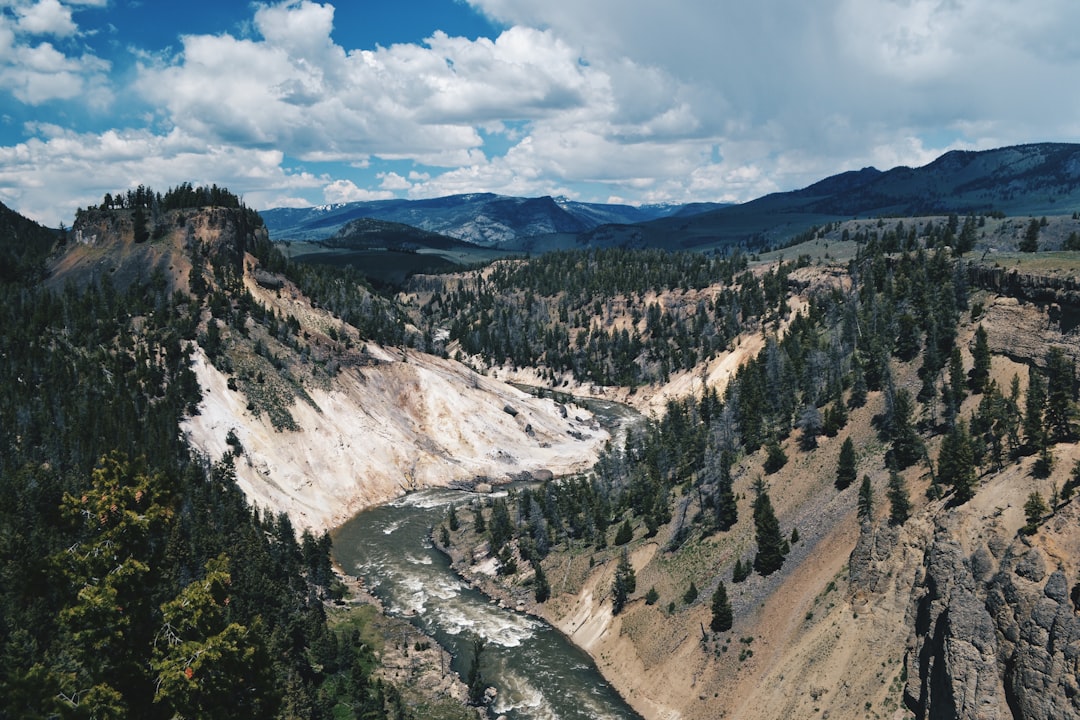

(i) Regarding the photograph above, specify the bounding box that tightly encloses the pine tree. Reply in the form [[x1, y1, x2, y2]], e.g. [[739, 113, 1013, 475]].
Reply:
[[1044, 347, 1077, 442], [970, 325, 991, 394], [836, 437, 858, 490], [447, 502, 460, 531], [888, 389, 922, 470], [683, 581, 699, 605], [612, 549, 636, 615], [614, 519, 633, 546], [713, 449, 738, 531], [938, 420, 977, 502], [1023, 491, 1048, 534], [857, 475, 874, 521], [886, 470, 912, 525], [467, 637, 487, 705], [710, 582, 733, 632], [752, 481, 785, 576], [763, 440, 787, 474], [1019, 218, 1040, 252], [533, 560, 550, 603], [732, 558, 750, 583], [1023, 366, 1048, 453]]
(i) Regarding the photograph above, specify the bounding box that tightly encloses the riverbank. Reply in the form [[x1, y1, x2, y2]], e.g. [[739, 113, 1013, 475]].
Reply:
[[434, 507, 654, 720], [328, 568, 481, 720]]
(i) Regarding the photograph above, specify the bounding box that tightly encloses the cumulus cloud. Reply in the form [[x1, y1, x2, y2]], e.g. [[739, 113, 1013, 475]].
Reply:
[[467, 0, 1080, 196], [134, 2, 606, 166], [0, 125, 323, 225], [0, 1, 111, 104], [6, 0, 1080, 222], [14, 0, 76, 36]]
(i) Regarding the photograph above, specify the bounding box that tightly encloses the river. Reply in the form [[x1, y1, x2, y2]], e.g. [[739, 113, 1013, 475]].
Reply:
[[333, 487, 643, 720]]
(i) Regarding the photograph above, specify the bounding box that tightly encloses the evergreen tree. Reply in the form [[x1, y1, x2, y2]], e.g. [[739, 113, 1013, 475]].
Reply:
[[763, 440, 788, 475], [1023, 366, 1048, 453], [532, 560, 551, 603], [970, 325, 991, 394], [752, 481, 785, 576], [447, 502, 460, 531], [612, 549, 636, 615], [1023, 491, 1048, 534], [710, 582, 733, 632], [887, 469, 912, 525], [614, 518, 633, 546], [836, 437, 858, 490], [1019, 218, 1040, 252], [713, 449, 738, 531], [1044, 347, 1077, 442], [797, 404, 823, 451], [467, 637, 487, 705], [938, 420, 977, 502], [887, 389, 922, 470], [732, 558, 750, 583], [683, 581, 699, 605], [857, 475, 874, 521]]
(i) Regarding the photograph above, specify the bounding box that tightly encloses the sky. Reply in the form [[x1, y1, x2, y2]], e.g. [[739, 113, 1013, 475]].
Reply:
[[2, 0, 1080, 227]]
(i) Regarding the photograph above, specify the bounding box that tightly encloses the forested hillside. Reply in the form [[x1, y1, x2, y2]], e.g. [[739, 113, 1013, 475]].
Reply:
[[4, 178, 1080, 720], [0, 187, 415, 719], [426, 218, 1080, 720]]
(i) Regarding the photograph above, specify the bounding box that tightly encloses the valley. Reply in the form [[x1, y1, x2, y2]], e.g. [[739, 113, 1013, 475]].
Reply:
[[2, 144, 1080, 720]]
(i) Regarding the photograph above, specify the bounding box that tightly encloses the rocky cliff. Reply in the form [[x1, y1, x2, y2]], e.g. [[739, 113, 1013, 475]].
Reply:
[[848, 476, 1080, 720]]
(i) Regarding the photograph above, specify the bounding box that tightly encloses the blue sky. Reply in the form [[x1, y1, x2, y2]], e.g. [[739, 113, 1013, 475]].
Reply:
[[3, 0, 1080, 226]]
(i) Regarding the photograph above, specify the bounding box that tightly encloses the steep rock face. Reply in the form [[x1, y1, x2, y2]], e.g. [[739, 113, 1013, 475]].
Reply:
[[987, 546, 1080, 719], [898, 508, 1080, 720], [969, 263, 1080, 367], [904, 521, 1011, 719]]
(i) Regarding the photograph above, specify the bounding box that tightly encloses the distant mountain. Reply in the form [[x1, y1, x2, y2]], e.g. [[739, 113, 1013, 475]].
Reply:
[[586, 143, 1080, 252], [322, 217, 479, 252], [265, 143, 1080, 253], [262, 193, 723, 247]]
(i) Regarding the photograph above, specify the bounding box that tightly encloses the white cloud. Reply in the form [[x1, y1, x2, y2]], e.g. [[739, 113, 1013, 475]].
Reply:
[[15, 0, 76, 37], [6, 0, 1080, 223], [0, 125, 323, 225], [322, 178, 394, 204], [0, 3, 111, 104], [466, 0, 1080, 199], [134, 3, 607, 169]]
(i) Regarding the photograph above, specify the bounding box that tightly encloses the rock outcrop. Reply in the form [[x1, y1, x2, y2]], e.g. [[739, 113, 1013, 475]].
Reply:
[[889, 511, 1080, 720]]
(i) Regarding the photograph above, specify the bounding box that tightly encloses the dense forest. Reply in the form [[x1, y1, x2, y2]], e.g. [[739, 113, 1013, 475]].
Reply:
[[438, 227, 1079, 625], [0, 189, 406, 719], [408, 247, 802, 386]]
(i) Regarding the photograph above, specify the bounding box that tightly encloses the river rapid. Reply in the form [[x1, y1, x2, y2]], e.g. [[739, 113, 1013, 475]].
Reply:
[[333, 487, 643, 720]]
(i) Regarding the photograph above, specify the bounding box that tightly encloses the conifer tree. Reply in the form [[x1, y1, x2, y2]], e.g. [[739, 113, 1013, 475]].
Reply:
[[612, 549, 636, 615], [887, 469, 912, 525], [857, 475, 874, 522], [710, 582, 733, 632], [763, 440, 788, 475], [752, 480, 785, 576], [732, 558, 750, 583], [533, 560, 551, 603], [1023, 366, 1048, 453], [836, 437, 858, 490], [970, 325, 991, 394], [1023, 491, 1048, 534], [887, 389, 922, 470], [938, 420, 977, 502], [713, 449, 738, 531], [1044, 347, 1077, 442]]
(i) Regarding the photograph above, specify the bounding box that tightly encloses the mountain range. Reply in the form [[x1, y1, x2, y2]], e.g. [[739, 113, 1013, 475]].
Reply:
[[263, 143, 1080, 252]]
